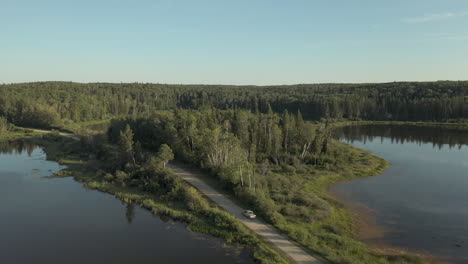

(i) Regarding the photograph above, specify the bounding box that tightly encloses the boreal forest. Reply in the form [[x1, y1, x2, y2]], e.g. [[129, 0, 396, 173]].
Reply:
[[2, 81, 458, 263], [0, 81, 467, 129]]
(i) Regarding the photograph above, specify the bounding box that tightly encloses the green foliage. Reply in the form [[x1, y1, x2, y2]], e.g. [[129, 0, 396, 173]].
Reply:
[[157, 144, 174, 168], [119, 124, 135, 166], [40, 134, 291, 264], [50, 129, 61, 137], [103, 173, 114, 181], [0, 116, 12, 133], [105, 108, 425, 264], [3, 79, 450, 263], [0, 81, 467, 131], [115, 170, 130, 185]]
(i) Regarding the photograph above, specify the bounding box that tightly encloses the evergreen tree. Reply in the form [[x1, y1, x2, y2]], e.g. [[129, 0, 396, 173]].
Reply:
[[281, 110, 291, 152], [119, 124, 135, 165]]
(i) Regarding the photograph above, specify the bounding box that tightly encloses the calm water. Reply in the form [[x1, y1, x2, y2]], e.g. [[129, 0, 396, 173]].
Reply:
[[332, 125, 468, 264], [0, 140, 253, 264]]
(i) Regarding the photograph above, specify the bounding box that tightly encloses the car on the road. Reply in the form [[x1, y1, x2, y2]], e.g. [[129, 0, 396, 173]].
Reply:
[[242, 210, 256, 219]]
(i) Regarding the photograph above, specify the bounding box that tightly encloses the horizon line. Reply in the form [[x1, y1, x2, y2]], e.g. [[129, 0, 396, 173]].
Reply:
[[2, 79, 467, 87]]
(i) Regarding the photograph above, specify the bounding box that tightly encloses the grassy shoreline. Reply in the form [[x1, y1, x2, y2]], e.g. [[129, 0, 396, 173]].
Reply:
[[161, 140, 421, 264], [0, 128, 43, 140], [269, 140, 412, 264], [3, 127, 426, 264], [26, 135, 294, 264]]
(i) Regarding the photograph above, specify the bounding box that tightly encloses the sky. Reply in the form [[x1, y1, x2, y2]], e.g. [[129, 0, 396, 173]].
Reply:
[[1, 0, 468, 85]]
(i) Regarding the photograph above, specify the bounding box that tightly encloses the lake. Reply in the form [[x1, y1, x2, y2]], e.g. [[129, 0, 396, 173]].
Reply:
[[331, 124, 468, 264], [0, 140, 253, 264]]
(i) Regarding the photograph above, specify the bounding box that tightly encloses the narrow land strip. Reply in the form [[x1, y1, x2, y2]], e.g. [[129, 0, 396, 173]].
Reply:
[[168, 164, 322, 264], [26, 128, 80, 141], [22, 128, 321, 264]]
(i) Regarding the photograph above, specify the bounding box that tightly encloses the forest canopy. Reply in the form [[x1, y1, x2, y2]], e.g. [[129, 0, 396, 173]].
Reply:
[[93, 108, 415, 264], [0, 81, 467, 129]]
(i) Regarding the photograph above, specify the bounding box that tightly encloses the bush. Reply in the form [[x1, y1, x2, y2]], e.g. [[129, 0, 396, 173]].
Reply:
[[115, 170, 130, 185], [281, 164, 296, 174], [50, 129, 61, 137], [104, 173, 114, 182], [183, 186, 210, 211], [254, 194, 278, 221]]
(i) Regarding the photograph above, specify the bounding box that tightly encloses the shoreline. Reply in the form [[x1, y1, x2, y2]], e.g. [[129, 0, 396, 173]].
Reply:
[[323, 121, 468, 263], [2, 130, 430, 264], [0, 131, 42, 140], [27, 135, 294, 264], [328, 188, 449, 264], [327, 140, 440, 263]]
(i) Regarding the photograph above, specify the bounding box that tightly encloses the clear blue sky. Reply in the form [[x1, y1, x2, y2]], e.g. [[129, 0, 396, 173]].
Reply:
[[2, 0, 468, 85]]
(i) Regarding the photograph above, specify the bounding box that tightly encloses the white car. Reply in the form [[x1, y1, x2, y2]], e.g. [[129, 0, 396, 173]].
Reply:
[[242, 210, 256, 219]]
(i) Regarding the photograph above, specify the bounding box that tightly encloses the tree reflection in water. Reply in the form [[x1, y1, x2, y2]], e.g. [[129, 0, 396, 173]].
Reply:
[[334, 124, 468, 150], [0, 140, 37, 156]]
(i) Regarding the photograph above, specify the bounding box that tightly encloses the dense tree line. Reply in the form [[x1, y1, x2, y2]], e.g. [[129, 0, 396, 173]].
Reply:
[[106, 108, 334, 222], [58, 121, 289, 264], [101, 108, 419, 264], [0, 116, 13, 134], [1, 81, 467, 128], [108, 108, 331, 167]]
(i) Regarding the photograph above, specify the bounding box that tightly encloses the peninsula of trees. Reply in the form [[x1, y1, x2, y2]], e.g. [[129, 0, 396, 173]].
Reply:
[[0, 80, 436, 263]]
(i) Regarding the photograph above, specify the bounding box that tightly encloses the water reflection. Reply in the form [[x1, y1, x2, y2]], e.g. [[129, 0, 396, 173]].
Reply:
[[126, 203, 136, 224], [331, 124, 468, 264], [159, 214, 171, 223], [334, 124, 468, 149], [0, 140, 253, 264], [0, 139, 37, 156]]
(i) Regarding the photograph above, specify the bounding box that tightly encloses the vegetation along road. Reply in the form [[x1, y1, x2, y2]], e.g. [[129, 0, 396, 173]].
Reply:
[[27, 127, 320, 264], [168, 164, 322, 264], [27, 128, 80, 141]]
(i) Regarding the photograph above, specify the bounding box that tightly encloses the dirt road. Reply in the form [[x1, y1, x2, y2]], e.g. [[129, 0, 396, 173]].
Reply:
[[168, 164, 322, 264], [25, 127, 322, 263], [26, 128, 80, 141]]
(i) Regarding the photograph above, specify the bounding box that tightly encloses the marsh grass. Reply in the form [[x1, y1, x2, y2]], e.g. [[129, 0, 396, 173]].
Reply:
[[0, 130, 42, 140]]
